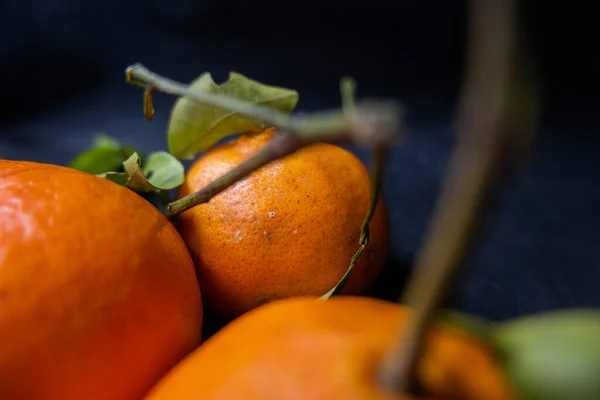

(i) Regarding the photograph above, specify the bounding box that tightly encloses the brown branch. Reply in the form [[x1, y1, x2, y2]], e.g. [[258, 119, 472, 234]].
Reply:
[[125, 65, 404, 219], [166, 131, 303, 218], [377, 0, 538, 395]]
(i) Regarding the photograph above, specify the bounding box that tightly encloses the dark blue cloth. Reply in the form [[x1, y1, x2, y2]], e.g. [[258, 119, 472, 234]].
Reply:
[[1, 0, 598, 323]]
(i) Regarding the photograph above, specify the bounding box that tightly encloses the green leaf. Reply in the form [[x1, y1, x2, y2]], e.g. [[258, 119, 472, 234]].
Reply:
[[69, 134, 136, 175], [100, 151, 185, 192], [143, 151, 186, 189], [491, 309, 600, 400], [167, 71, 299, 159]]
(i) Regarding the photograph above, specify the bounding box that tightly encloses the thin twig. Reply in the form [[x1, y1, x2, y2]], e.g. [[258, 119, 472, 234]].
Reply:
[[127, 64, 294, 129], [166, 131, 303, 218], [377, 0, 537, 394], [361, 145, 387, 232], [126, 64, 404, 146], [125, 65, 404, 219]]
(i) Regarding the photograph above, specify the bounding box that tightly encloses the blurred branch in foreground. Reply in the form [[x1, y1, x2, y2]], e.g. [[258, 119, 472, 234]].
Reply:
[[377, 0, 539, 395]]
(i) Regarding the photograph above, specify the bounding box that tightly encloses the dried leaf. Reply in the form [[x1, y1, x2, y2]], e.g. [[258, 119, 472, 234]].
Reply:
[[319, 244, 366, 300], [320, 140, 385, 300], [101, 151, 184, 192]]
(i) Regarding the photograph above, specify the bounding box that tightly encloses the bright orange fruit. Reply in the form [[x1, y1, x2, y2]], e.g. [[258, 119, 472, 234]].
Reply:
[[0, 160, 203, 400], [144, 296, 515, 400], [175, 128, 391, 319]]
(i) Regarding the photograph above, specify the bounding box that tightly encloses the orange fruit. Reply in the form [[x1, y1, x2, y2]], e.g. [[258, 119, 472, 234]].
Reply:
[[175, 128, 390, 319], [144, 296, 515, 400], [0, 160, 203, 400]]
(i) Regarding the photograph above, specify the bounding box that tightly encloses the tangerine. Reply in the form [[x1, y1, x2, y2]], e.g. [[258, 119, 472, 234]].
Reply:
[[175, 128, 390, 319], [144, 296, 515, 400], [0, 160, 203, 400]]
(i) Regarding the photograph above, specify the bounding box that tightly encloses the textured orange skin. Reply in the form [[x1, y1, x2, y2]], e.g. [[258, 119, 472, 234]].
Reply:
[[144, 296, 514, 400], [0, 160, 203, 400], [175, 128, 390, 319]]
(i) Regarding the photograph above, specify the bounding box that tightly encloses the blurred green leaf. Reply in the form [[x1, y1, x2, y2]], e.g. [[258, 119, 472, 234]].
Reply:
[[167, 71, 299, 159], [69, 134, 136, 175], [492, 309, 600, 400]]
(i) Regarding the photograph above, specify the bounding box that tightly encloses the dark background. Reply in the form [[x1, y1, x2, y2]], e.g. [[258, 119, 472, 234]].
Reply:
[[1, 0, 598, 322]]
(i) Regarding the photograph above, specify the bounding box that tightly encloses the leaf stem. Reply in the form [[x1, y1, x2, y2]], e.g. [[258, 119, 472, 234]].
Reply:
[[126, 64, 403, 146], [165, 131, 303, 218], [127, 64, 293, 129], [126, 65, 404, 219], [376, 0, 537, 395]]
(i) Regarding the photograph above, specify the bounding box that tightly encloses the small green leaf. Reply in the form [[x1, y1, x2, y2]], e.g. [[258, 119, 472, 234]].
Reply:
[[101, 171, 129, 186], [69, 134, 135, 175], [491, 309, 600, 400], [100, 151, 185, 192], [143, 151, 185, 189], [167, 71, 299, 159]]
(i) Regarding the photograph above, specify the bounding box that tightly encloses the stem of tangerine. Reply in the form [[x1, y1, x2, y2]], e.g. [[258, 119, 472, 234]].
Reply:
[[125, 66, 405, 219], [126, 64, 404, 147], [165, 131, 303, 219]]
